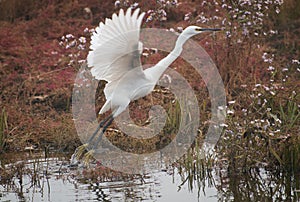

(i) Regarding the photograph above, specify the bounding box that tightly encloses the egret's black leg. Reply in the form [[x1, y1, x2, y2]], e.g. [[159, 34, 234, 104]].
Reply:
[[90, 116, 114, 150], [87, 114, 113, 143], [79, 114, 114, 164]]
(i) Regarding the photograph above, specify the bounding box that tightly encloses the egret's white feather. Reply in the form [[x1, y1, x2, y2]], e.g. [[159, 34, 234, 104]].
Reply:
[[125, 8, 132, 29], [88, 8, 145, 85]]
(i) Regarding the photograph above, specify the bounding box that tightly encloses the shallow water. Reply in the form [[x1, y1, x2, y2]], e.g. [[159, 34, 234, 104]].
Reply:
[[0, 154, 299, 201]]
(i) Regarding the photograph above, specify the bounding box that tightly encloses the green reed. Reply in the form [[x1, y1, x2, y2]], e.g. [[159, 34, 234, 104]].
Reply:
[[0, 108, 8, 152], [175, 141, 215, 196]]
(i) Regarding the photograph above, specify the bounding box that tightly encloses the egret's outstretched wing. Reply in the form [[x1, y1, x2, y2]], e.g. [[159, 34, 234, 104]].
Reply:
[[87, 8, 145, 83]]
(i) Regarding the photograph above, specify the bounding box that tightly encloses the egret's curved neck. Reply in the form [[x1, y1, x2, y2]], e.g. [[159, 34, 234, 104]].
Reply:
[[145, 33, 189, 83]]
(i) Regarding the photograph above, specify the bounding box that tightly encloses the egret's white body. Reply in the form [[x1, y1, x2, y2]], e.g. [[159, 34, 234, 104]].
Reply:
[[87, 8, 220, 119], [70, 7, 222, 157]]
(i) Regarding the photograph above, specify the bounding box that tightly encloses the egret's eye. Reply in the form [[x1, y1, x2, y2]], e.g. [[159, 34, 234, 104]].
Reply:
[[195, 28, 202, 31]]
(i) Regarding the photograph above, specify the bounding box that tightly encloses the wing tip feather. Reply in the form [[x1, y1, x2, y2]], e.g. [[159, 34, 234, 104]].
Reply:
[[88, 7, 145, 81]]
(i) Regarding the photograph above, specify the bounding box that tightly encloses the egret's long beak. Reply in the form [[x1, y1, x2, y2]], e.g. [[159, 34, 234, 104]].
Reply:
[[200, 28, 221, 32]]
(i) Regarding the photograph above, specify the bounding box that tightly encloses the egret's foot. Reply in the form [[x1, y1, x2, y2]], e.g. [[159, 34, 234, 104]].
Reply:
[[83, 150, 96, 166], [73, 143, 89, 161]]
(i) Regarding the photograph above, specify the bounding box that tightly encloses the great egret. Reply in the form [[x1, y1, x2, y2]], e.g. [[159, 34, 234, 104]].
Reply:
[[75, 8, 220, 158]]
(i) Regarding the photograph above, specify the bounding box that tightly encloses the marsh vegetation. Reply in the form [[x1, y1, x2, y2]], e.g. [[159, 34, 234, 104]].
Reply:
[[0, 0, 299, 201]]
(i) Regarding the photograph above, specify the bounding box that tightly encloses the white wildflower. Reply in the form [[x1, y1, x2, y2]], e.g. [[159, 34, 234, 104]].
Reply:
[[220, 123, 228, 127], [84, 27, 89, 33], [282, 68, 288, 72], [228, 100, 236, 104], [79, 36, 86, 44], [177, 27, 183, 32], [131, 2, 139, 9], [66, 34, 74, 39], [227, 109, 234, 115], [114, 0, 120, 6]]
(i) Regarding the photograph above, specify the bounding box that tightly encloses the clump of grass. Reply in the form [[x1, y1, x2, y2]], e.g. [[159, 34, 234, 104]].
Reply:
[[0, 108, 8, 152], [165, 99, 181, 133], [278, 94, 300, 132], [217, 165, 300, 201], [280, 136, 300, 172], [0, 152, 72, 198], [175, 141, 215, 196], [78, 163, 142, 183], [276, 93, 300, 172], [217, 84, 299, 170]]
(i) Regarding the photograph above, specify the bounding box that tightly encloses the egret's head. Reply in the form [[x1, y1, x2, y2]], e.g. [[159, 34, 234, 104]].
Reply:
[[182, 26, 221, 37]]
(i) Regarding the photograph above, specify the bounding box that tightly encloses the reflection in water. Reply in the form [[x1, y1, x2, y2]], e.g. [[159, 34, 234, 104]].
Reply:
[[0, 154, 299, 201], [216, 167, 300, 201]]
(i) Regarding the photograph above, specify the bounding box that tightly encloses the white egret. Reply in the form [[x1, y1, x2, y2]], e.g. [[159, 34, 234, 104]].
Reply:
[[77, 8, 220, 156]]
